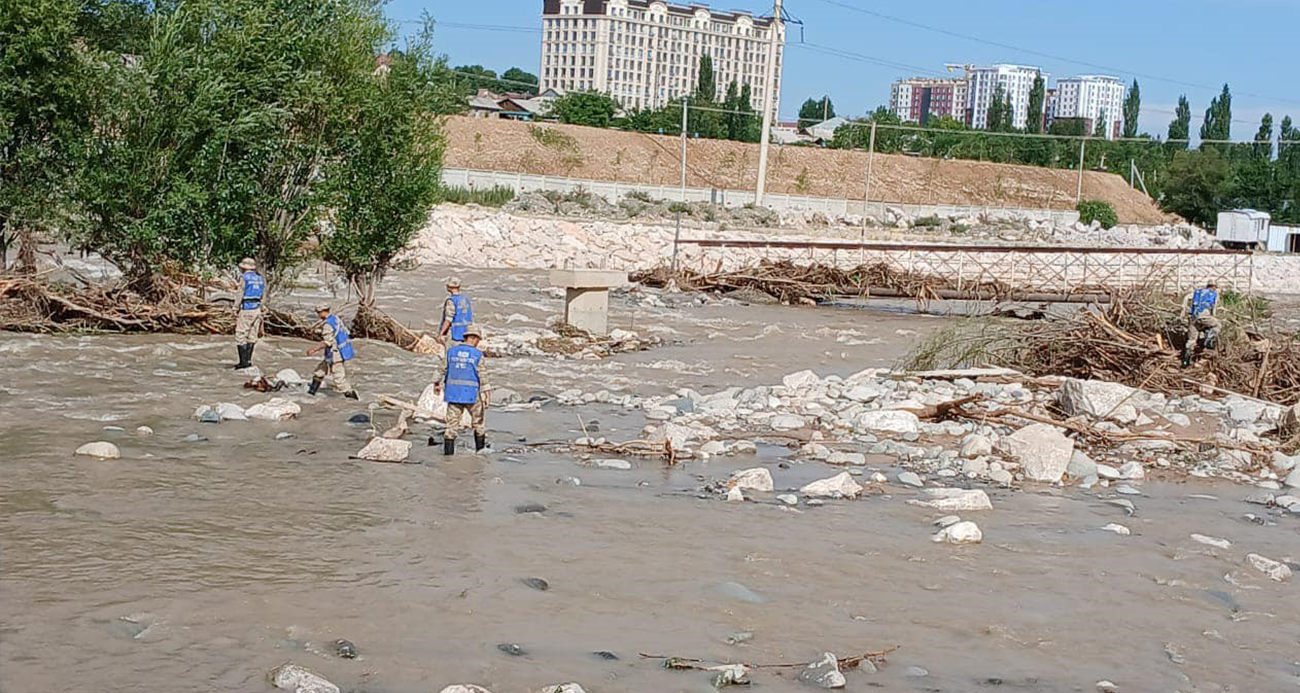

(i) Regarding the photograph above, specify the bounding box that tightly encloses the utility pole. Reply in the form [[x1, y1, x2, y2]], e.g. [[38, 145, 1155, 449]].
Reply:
[[1076, 138, 1086, 202], [672, 98, 687, 272], [754, 0, 783, 206], [863, 121, 877, 215]]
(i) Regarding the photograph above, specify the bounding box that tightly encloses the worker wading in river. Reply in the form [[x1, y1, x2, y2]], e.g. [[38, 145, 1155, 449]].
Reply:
[[305, 304, 359, 399], [233, 258, 264, 369], [1182, 281, 1222, 367], [435, 323, 489, 455], [436, 276, 473, 356]]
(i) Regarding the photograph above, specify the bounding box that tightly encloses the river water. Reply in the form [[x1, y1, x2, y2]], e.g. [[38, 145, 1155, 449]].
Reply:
[[2, 266, 1297, 693]]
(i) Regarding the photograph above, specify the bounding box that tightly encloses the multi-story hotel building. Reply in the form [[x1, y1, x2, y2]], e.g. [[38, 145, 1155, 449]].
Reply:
[[964, 64, 1046, 130], [1053, 75, 1126, 139], [539, 0, 784, 115]]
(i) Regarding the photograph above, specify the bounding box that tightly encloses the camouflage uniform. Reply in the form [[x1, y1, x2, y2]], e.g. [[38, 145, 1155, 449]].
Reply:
[[441, 358, 487, 441], [313, 318, 352, 392]]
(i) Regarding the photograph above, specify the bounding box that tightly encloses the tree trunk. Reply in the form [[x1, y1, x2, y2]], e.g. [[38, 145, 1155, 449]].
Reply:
[[15, 225, 37, 274], [348, 274, 437, 354]]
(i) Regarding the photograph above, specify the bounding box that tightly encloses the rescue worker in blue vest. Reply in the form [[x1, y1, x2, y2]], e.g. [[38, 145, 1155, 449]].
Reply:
[[304, 303, 359, 399], [435, 323, 489, 455], [436, 277, 473, 355], [233, 257, 264, 369], [1182, 281, 1222, 367]]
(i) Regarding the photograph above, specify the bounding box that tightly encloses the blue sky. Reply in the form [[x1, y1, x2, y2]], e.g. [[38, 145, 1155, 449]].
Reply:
[[399, 0, 1298, 140]]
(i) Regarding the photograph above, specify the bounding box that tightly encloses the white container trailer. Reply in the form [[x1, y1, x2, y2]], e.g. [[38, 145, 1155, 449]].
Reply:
[[1268, 224, 1300, 253], [1215, 209, 1270, 249]]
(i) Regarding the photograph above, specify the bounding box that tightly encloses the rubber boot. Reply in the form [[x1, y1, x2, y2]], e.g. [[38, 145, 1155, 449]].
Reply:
[[245, 343, 255, 367], [343, 390, 359, 400], [308, 377, 322, 396], [233, 344, 252, 369], [443, 437, 456, 456], [474, 432, 487, 452]]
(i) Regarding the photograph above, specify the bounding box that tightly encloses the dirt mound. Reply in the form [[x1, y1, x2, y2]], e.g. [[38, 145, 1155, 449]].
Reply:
[[443, 116, 1173, 225]]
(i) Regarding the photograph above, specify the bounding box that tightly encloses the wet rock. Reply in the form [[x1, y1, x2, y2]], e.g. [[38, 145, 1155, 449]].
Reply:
[[904, 666, 930, 677], [595, 459, 632, 470], [725, 487, 745, 502], [198, 408, 222, 424], [514, 502, 547, 514], [907, 488, 992, 511], [933, 521, 982, 544], [1117, 461, 1145, 480], [246, 397, 301, 421], [276, 432, 295, 440], [777, 494, 798, 505], [1058, 378, 1144, 422], [989, 469, 1013, 485], [496, 642, 526, 656], [1245, 553, 1292, 582], [333, 639, 358, 659], [730, 467, 775, 493], [896, 471, 923, 488], [268, 663, 340, 693], [710, 664, 750, 688], [522, 577, 549, 591], [852, 410, 920, 435], [215, 402, 247, 420], [541, 684, 587, 693], [356, 437, 410, 463], [725, 631, 755, 645], [1101, 523, 1131, 535], [592, 650, 619, 660], [276, 368, 306, 386], [1115, 484, 1143, 496], [1002, 423, 1073, 483], [1095, 463, 1121, 480], [699, 440, 727, 456], [798, 652, 846, 689], [437, 686, 494, 693], [770, 414, 806, 430], [135, 425, 153, 436], [799, 472, 863, 499], [960, 434, 992, 458], [1284, 468, 1300, 489], [934, 515, 961, 528], [1067, 450, 1097, 479], [1190, 533, 1230, 549], [783, 370, 822, 392], [347, 413, 370, 424], [183, 433, 208, 443], [75, 441, 121, 459], [717, 581, 765, 604]]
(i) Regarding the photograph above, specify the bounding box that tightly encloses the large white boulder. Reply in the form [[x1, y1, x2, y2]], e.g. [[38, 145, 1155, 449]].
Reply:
[[268, 664, 340, 693], [729, 467, 775, 493], [217, 402, 247, 421], [852, 410, 920, 435], [797, 652, 846, 689], [782, 370, 821, 392], [799, 472, 863, 499], [75, 441, 120, 459], [1246, 553, 1292, 582], [769, 414, 806, 430], [245, 397, 301, 421], [906, 488, 993, 511], [933, 521, 982, 544], [1002, 423, 1074, 483], [356, 437, 411, 462], [1057, 378, 1143, 422]]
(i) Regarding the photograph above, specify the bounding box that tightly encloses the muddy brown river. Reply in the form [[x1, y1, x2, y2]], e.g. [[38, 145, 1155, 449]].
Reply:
[[2, 266, 1297, 693]]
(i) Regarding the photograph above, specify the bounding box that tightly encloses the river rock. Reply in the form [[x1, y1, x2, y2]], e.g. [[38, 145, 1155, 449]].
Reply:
[[770, 414, 807, 430], [1190, 533, 1230, 549], [75, 441, 120, 459], [853, 410, 920, 435], [1057, 378, 1142, 422], [1067, 450, 1097, 479], [896, 471, 924, 488], [217, 402, 247, 420], [135, 425, 154, 436], [1245, 553, 1293, 581], [989, 468, 1013, 485], [799, 472, 863, 499], [1002, 423, 1073, 483], [541, 685, 587, 693], [933, 521, 982, 544], [595, 459, 632, 470], [333, 639, 358, 659], [1101, 523, 1131, 535], [1117, 460, 1145, 480], [960, 434, 992, 458], [730, 467, 774, 493], [907, 488, 993, 511], [437, 686, 494, 693], [268, 663, 340, 693], [725, 487, 745, 502], [245, 397, 301, 421], [1284, 468, 1300, 489], [356, 437, 411, 462], [782, 370, 821, 392], [798, 652, 846, 688]]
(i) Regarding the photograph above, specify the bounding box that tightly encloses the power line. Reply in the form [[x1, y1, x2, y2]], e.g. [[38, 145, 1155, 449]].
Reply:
[[804, 0, 1300, 106], [431, 20, 541, 34]]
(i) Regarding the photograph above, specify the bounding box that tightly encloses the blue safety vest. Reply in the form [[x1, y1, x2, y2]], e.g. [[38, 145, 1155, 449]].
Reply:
[[1189, 288, 1217, 317], [324, 314, 355, 362], [446, 294, 473, 341], [444, 344, 483, 405], [241, 271, 264, 310]]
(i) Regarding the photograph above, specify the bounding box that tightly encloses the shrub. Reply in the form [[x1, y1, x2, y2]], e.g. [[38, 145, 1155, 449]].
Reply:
[[434, 185, 515, 207], [914, 215, 942, 228], [625, 190, 654, 203], [1076, 200, 1118, 229]]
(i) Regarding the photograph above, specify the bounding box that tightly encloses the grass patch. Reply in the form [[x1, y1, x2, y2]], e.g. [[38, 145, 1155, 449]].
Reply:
[[914, 215, 943, 228], [528, 125, 578, 151], [435, 185, 515, 207]]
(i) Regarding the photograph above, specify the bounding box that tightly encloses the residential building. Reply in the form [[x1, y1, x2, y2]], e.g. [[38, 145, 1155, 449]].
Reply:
[[888, 77, 967, 124], [466, 88, 564, 120], [962, 64, 1046, 130], [539, 0, 783, 116], [1043, 87, 1058, 128], [805, 116, 848, 143], [1054, 75, 1125, 139]]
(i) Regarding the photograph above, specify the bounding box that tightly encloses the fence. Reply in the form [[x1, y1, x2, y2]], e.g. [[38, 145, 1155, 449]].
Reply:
[[440, 167, 1081, 226], [676, 239, 1255, 295]]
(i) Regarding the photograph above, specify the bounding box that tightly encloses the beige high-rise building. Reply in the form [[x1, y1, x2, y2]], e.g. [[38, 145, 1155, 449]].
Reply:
[[539, 0, 783, 116]]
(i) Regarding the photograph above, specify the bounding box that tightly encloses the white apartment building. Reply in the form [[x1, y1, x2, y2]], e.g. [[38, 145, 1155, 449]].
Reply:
[[964, 64, 1045, 130], [1054, 75, 1125, 139], [539, 0, 783, 116]]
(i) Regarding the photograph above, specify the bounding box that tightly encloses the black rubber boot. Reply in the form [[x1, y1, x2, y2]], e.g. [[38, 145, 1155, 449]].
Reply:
[[343, 390, 359, 400], [308, 377, 322, 396], [443, 437, 456, 456], [245, 343, 255, 367], [474, 432, 487, 452], [233, 344, 251, 369]]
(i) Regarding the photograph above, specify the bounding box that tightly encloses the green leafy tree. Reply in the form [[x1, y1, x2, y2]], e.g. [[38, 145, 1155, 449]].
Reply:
[[1093, 111, 1108, 138], [829, 107, 906, 153], [1026, 76, 1045, 134], [548, 91, 620, 128], [694, 54, 716, 102], [1167, 95, 1191, 149], [798, 96, 835, 128], [452, 64, 499, 91], [1161, 148, 1232, 226], [1122, 80, 1140, 139], [321, 26, 450, 322], [500, 67, 539, 92], [1251, 113, 1273, 160], [1199, 83, 1232, 148], [986, 84, 1013, 132]]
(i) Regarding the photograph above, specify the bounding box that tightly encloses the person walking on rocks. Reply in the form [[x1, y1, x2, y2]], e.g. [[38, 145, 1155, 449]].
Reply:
[[305, 303, 359, 399], [435, 324, 489, 455], [1182, 281, 1222, 366], [233, 258, 264, 369], [436, 277, 473, 354]]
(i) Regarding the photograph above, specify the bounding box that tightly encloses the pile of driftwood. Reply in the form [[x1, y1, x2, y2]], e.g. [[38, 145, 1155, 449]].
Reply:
[[905, 289, 1300, 406]]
